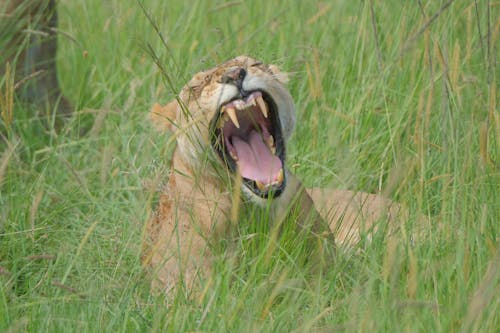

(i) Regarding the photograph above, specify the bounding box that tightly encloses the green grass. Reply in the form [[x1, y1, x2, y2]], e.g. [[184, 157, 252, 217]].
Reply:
[[1, 0, 498, 331]]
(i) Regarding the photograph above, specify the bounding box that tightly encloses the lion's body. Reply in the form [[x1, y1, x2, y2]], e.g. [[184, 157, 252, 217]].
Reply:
[[143, 56, 404, 292], [144, 147, 232, 291]]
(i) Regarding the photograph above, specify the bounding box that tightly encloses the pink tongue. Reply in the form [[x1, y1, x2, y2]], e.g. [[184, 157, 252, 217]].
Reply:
[[232, 130, 282, 184]]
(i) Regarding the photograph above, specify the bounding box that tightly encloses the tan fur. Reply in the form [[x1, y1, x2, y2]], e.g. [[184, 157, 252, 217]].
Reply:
[[143, 56, 405, 293]]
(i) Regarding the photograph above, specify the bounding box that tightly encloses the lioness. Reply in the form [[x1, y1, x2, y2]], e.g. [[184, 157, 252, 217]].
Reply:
[[143, 55, 403, 292]]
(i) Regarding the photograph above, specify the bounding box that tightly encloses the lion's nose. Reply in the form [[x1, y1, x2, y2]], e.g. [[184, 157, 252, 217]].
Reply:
[[221, 68, 247, 89]]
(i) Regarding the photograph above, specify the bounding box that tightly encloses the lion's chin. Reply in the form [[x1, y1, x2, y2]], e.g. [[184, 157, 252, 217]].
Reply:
[[210, 90, 286, 198]]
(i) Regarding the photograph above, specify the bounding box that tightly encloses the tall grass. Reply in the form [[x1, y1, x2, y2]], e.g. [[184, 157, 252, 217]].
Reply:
[[1, 0, 498, 331]]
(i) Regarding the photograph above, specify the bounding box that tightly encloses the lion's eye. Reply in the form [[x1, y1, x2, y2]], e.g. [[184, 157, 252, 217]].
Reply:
[[251, 62, 263, 67], [204, 75, 212, 83]]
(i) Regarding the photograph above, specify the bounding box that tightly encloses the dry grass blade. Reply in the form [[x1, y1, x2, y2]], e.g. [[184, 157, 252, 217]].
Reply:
[[26, 254, 57, 261], [401, 0, 455, 55], [461, 247, 500, 332], [0, 62, 14, 128], [369, 0, 383, 72], [210, 1, 243, 12], [0, 139, 18, 185], [52, 280, 87, 299], [29, 189, 45, 240], [0, 266, 12, 276]]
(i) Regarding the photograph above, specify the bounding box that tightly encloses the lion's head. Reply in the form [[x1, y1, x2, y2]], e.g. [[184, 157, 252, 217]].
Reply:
[[151, 55, 296, 199]]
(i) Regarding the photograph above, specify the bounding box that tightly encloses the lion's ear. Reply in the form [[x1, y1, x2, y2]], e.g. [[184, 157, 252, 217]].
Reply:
[[150, 100, 178, 132], [269, 64, 289, 84]]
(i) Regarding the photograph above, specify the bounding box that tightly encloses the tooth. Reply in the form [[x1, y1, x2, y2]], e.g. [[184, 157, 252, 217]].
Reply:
[[225, 107, 240, 128], [276, 169, 284, 183], [266, 135, 274, 149], [234, 101, 244, 111], [230, 151, 238, 161], [255, 180, 267, 191], [250, 99, 256, 106], [266, 135, 276, 154], [256, 96, 268, 118]]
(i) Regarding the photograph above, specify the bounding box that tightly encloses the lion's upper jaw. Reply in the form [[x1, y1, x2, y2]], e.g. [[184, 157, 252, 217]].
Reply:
[[174, 56, 296, 200]]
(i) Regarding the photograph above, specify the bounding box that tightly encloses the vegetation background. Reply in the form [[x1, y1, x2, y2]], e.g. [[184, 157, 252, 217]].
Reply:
[[1, 0, 498, 331]]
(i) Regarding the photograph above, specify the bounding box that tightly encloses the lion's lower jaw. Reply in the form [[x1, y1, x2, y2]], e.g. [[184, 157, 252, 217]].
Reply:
[[240, 167, 291, 206]]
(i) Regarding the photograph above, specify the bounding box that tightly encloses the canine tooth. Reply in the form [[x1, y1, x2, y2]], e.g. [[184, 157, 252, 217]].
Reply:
[[256, 95, 268, 118], [225, 107, 240, 128]]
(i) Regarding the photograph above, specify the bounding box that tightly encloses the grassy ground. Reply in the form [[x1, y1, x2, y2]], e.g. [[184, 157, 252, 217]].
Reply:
[[1, 0, 498, 331]]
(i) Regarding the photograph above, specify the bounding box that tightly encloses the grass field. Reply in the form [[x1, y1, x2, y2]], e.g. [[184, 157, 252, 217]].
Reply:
[[1, 0, 499, 331]]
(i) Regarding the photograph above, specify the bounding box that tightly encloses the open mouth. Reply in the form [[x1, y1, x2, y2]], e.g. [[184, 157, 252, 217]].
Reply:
[[211, 91, 286, 198]]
